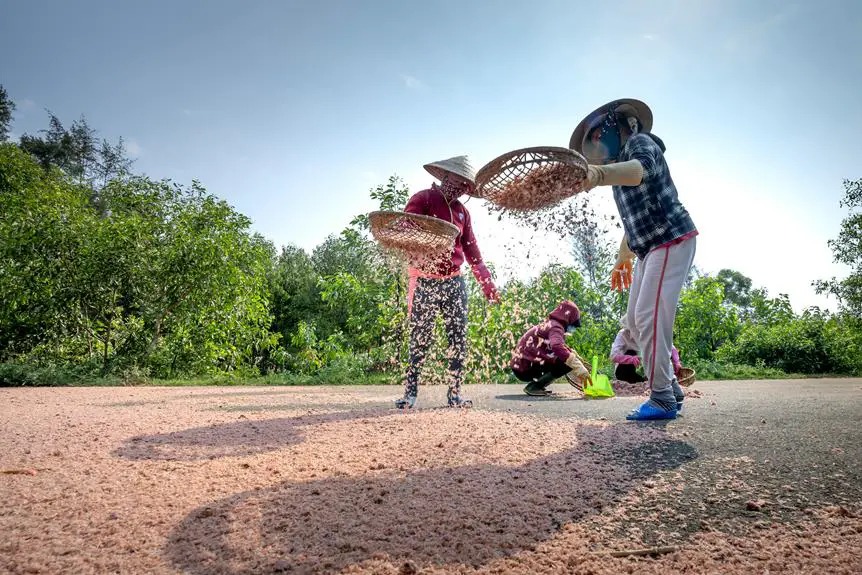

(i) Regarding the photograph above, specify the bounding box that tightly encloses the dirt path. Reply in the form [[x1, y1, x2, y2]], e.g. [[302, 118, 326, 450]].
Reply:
[[1, 382, 860, 574]]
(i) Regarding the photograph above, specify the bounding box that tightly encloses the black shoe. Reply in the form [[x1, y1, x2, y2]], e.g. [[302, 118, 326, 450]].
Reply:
[[447, 390, 473, 408], [395, 396, 416, 409], [524, 383, 551, 396]]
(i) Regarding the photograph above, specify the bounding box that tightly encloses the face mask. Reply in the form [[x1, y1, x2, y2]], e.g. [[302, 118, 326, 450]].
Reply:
[[585, 115, 622, 163], [583, 107, 638, 164], [440, 174, 471, 200]]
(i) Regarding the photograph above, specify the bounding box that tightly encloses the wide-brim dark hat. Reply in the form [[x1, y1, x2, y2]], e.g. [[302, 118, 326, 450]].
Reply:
[[568, 99, 653, 158]]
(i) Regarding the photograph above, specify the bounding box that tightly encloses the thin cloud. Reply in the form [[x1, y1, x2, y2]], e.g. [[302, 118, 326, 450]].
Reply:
[[17, 99, 36, 110], [641, 33, 659, 41], [125, 139, 142, 157], [401, 75, 425, 91]]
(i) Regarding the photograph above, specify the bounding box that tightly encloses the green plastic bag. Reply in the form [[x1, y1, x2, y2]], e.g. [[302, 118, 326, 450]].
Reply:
[[583, 355, 615, 398]]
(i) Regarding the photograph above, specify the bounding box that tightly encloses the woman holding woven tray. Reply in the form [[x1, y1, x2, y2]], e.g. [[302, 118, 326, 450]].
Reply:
[[395, 155, 500, 409], [572, 99, 697, 421], [510, 300, 592, 396]]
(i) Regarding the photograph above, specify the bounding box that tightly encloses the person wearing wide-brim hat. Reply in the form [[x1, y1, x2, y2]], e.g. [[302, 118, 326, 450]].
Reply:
[[571, 99, 698, 420], [394, 155, 500, 410]]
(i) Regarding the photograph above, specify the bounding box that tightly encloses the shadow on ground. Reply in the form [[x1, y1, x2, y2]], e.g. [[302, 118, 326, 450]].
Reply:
[[113, 408, 399, 461], [165, 423, 697, 573], [495, 393, 589, 402]]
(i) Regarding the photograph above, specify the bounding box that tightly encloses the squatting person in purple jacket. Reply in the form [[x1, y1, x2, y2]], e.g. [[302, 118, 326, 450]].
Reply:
[[510, 301, 592, 397], [395, 155, 500, 410], [572, 99, 698, 420]]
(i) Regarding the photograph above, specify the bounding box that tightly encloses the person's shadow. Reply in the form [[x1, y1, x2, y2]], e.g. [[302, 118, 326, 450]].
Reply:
[[494, 392, 588, 402], [113, 408, 398, 461], [165, 423, 697, 573]]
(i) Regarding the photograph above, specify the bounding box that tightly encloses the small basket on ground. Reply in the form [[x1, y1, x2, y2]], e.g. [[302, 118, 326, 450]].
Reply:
[[368, 210, 459, 269], [474, 146, 589, 211], [677, 367, 696, 388]]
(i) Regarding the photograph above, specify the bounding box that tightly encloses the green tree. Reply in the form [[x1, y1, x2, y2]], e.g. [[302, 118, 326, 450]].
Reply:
[[349, 175, 410, 231], [675, 276, 738, 361], [718, 308, 861, 375], [749, 288, 794, 326], [716, 269, 753, 310], [0, 143, 91, 357], [19, 112, 133, 192], [570, 220, 613, 290], [815, 178, 862, 317], [267, 244, 320, 345], [1, 144, 275, 377], [0, 85, 14, 142]]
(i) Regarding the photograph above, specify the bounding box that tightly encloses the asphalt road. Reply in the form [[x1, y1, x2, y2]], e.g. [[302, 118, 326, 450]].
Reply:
[[348, 378, 862, 541]]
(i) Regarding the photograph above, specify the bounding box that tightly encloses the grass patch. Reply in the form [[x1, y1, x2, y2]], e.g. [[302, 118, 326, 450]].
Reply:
[[149, 372, 399, 387], [0, 361, 121, 387], [0, 360, 404, 387], [688, 360, 801, 380]]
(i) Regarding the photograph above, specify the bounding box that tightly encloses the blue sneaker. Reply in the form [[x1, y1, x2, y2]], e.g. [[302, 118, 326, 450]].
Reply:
[[676, 399, 684, 413], [626, 400, 677, 421]]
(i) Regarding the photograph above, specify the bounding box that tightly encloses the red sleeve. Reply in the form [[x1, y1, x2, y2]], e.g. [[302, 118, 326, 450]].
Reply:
[[548, 325, 572, 363], [461, 210, 500, 301], [404, 191, 428, 215], [460, 209, 482, 264]]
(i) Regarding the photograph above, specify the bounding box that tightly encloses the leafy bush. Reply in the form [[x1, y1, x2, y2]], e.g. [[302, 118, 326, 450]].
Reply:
[[1, 143, 276, 378], [675, 277, 738, 361], [717, 311, 862, 375], [0, 360, 108, 386], [687, 360, 793, 381]]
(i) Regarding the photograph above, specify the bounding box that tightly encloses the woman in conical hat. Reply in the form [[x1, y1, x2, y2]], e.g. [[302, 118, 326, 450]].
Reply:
[[572, 99, 698, 420], [395, 155, 500, 410]]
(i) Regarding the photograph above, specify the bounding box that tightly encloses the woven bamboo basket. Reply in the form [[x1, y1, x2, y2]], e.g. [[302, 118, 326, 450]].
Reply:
[[678, 367, 696, 388], [368, 211, 459, 266], [474, 146, 589, 211]]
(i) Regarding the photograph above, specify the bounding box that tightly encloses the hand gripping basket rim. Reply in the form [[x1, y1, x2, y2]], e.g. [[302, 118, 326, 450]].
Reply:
[[473, 146, 589, 210]]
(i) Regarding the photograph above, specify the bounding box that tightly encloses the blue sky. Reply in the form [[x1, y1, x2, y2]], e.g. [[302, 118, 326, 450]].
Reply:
[[2, 0, 860, 310]]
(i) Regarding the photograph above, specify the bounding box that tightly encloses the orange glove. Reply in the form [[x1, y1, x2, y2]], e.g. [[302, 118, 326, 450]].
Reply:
[[611, 260, 633, 291], [610, 235, 635, 291]]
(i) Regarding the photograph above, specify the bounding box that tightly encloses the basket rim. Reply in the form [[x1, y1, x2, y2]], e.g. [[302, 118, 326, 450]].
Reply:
[[678, 367, 696, 387], [368, 210, 461, 236], [474, 146, 588, 201], [476, 146, 586, 178]]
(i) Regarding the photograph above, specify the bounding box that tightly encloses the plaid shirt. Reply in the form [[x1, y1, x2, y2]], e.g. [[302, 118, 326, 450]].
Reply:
[[613, 133, 696, 259]]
